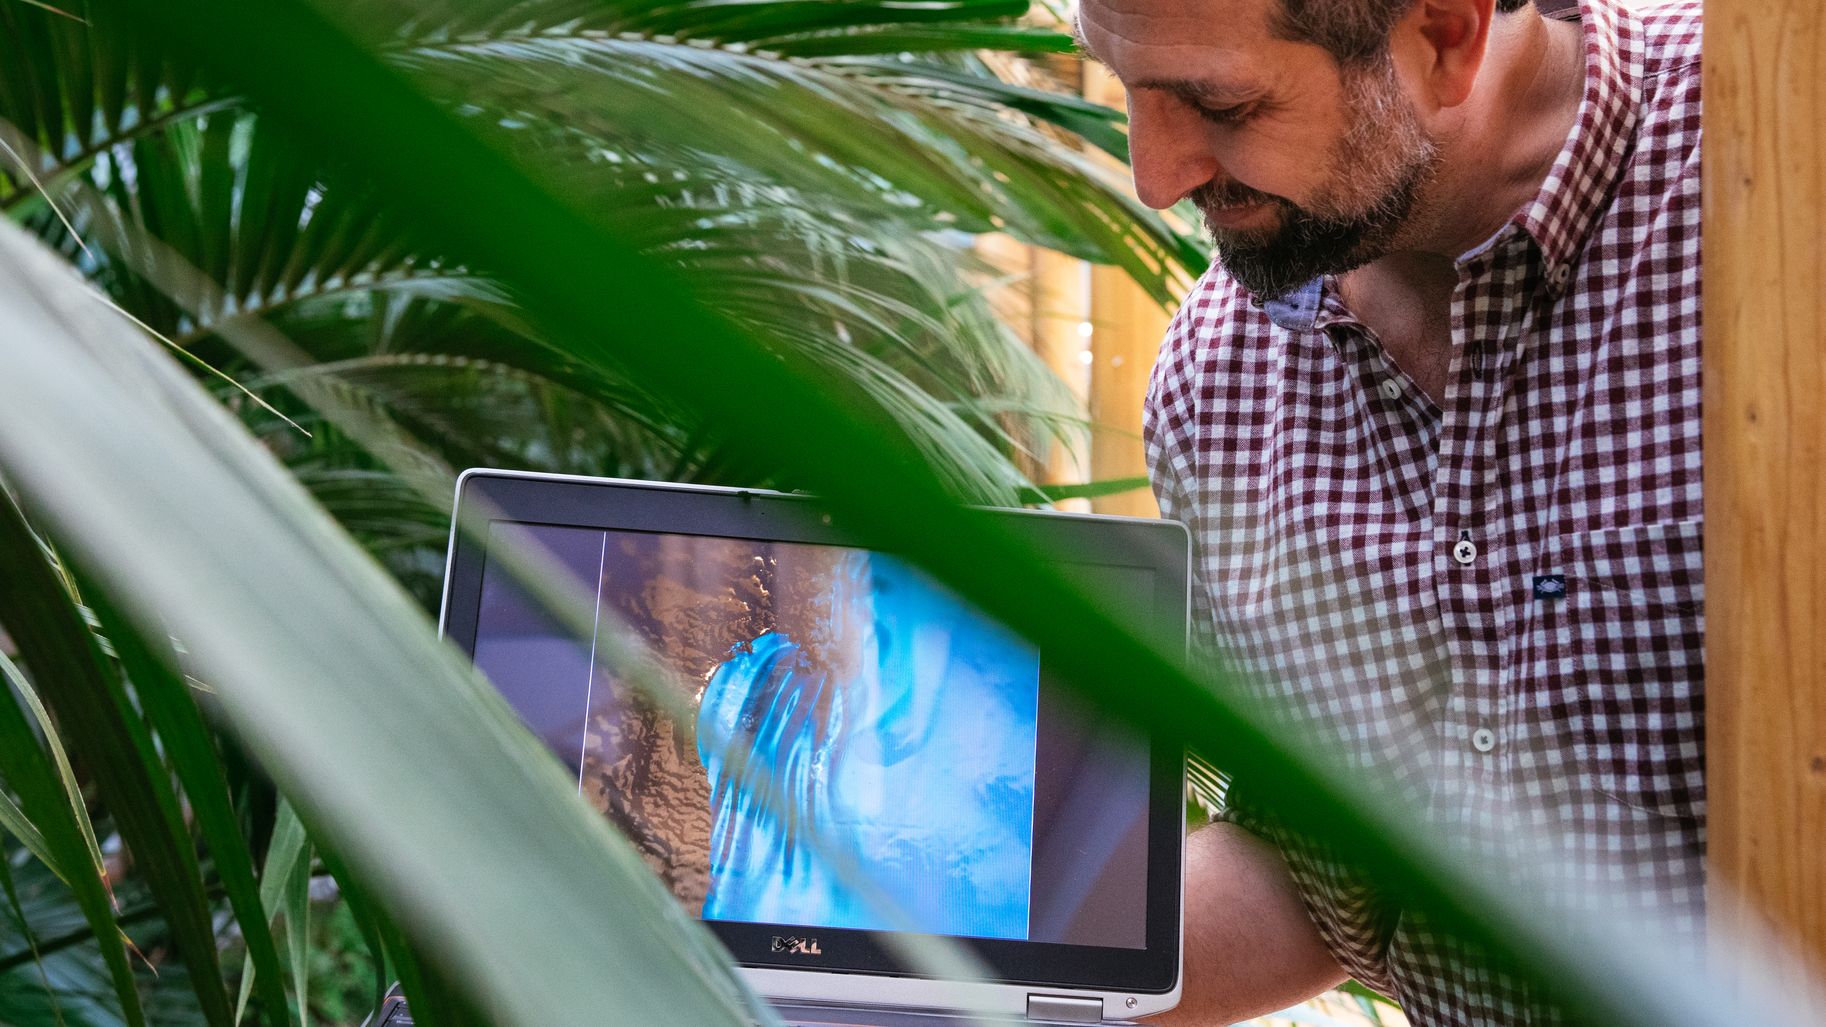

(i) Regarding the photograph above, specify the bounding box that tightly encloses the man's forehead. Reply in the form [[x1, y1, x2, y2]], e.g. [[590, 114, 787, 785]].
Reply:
[[1073, 0, 1274, 86]]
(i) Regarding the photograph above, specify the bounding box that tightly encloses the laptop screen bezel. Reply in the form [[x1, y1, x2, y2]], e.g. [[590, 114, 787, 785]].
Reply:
[[440, 469, 1188, 995]]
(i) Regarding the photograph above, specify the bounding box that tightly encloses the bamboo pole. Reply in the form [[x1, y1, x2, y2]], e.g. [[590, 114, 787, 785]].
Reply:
[[1084, 62, 1170, 519], [1032, 244, 1094, 502], [1702, 0, 1826, 1005], [1087, 258, 1167, 519], [975, 231, 1093, 505]]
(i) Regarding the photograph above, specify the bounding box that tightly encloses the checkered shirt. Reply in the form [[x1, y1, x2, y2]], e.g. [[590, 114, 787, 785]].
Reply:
[[1142, 1, 1704, 1023]]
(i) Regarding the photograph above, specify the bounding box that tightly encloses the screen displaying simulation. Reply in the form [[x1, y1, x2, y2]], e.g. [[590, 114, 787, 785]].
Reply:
[[470, 522, 1151, 948]]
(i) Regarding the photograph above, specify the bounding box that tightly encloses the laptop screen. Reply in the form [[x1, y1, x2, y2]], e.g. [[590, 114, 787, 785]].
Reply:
[[473, 522, 1151, 950], [441, 471, 1185, 994]]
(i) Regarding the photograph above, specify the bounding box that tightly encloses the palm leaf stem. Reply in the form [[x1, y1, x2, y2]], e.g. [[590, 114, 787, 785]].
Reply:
[[167, 268, 503, 349], [8, 0, 85, 23], [0, 98, 239, 215]]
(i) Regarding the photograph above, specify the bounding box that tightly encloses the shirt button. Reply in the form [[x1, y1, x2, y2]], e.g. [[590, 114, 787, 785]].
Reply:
[[1471, 727, 1497, 753], [1452, 538, 1478, 564], [1379, 378, 1401, 400]]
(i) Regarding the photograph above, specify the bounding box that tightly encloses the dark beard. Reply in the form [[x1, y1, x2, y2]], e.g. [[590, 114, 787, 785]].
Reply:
[[1195, 164, 1428, 301], [1193, 67, 1440, 302]]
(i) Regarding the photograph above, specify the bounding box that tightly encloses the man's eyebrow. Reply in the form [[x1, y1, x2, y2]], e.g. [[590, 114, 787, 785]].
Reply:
[[1133, 76, 1258, 104]]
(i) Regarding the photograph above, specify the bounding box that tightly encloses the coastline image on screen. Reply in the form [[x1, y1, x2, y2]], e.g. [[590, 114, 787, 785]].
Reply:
[[470, 521, 1151, 950]]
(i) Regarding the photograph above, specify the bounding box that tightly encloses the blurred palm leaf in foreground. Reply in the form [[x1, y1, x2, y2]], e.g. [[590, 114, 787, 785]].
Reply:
[[0, 0, 1197, 1022], [0, 216, 772, 1027], [1, 0, 1197, 606]]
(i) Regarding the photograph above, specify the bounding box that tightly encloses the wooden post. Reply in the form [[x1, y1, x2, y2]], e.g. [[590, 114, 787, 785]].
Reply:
[[1032, 245, 1094, 502], [975, 232, 1093, 507], [1087, 258, 1167, 519], [1084, 62, 1172, 520], [1703, 0, 1826, 1004]]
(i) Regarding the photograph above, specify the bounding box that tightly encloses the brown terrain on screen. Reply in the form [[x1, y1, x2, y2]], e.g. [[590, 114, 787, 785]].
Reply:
[[576, 533, 861, 915]]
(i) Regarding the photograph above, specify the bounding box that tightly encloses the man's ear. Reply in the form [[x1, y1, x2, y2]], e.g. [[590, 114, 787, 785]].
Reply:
[[1388, 0, 1496, 110]]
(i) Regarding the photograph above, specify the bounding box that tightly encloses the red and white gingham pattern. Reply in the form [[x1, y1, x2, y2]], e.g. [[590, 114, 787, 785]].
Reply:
[[1143, 1, 1704, 1023]]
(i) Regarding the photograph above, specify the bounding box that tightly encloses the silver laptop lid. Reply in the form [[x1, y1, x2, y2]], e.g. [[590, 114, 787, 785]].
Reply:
[[439, 470, 1188, 1023]]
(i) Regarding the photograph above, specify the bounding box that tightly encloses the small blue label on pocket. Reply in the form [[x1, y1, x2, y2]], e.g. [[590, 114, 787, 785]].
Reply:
[[1533, 574, 1567, 600]]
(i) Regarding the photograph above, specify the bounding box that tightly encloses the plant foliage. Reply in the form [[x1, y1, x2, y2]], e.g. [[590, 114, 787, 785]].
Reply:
[[0, 1, 1775, 1027], [0, 0, 1200, 1022]]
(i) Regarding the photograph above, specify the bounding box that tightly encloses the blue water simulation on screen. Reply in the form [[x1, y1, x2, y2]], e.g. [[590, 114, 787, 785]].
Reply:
[[697, 552, 1041, 940]]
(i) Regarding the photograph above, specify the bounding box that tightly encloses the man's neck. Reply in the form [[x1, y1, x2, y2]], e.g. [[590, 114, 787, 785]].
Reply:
[[1412, 9, 1588, 263], [1336, 9, 1586, 404]]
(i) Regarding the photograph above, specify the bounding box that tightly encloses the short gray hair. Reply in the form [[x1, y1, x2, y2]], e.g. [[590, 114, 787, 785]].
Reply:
[[1275, 0, 1533, 67]]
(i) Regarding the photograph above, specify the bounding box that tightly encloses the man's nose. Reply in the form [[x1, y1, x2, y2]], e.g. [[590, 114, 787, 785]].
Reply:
[[1126, 94, 1222, 210]]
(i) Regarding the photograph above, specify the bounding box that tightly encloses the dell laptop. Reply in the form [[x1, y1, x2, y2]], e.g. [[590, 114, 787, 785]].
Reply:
[[377, 469, 1189, 1025]]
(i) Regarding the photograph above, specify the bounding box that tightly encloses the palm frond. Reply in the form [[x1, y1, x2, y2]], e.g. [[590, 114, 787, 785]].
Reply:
[[0, 4, 1193, 1019], [4, 12, 1114, 509], [0, 2, 218, 212], [395, 34, 1192, 294], [0, 214, 772, 1026], [339, 0, 1035, 46]]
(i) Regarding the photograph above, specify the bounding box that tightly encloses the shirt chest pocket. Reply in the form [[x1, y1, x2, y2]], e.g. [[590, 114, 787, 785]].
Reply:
[[1539, 517, 1706, 820]]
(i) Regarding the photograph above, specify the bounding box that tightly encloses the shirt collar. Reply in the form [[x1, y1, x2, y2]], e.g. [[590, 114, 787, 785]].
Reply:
[[1264, 275, 1367, 334], [1511, 0, 1645, 296], [1264, 278, 1324, 331], [1264, 0, 1646, 323]]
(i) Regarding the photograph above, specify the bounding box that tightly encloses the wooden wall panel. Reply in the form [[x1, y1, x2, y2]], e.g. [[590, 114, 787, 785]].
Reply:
[[1703, 0, 1826, 1003]]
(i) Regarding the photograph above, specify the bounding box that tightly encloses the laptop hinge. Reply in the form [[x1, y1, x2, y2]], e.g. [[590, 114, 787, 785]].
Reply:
[[1026, 994, 1104, 1023]]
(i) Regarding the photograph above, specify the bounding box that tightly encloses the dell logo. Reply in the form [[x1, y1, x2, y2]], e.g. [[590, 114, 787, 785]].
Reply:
[[770, 936, 822, 956]]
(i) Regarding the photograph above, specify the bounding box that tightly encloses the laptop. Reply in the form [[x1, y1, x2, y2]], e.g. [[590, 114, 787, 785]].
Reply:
[[376, 468, 1189, 1026]]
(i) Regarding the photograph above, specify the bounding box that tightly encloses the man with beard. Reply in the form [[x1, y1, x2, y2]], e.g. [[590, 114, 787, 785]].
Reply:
[[1076, 0, 1704, 1023]]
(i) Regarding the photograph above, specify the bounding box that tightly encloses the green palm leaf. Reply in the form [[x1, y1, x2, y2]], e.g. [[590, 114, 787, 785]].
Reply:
[[0, 1, 1185, 1022], [0, 216, 771, 1025], [2, 3, 1122, 513], [0, 564, 143, 1026], [393, 33, 1187, 291], [84, 588, 297, 1027], [0, 497, 236, 1027]]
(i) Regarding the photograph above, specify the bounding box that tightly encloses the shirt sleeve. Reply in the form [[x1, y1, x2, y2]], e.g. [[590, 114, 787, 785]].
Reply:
[[1146, 282, 1400, 999], [1143, 301, 1227, 645], [1142, 314, 1197, 532], [1217, 777, 1402, 999]]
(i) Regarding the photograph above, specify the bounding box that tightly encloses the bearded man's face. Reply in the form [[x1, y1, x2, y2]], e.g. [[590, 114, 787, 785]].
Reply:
[[1075, 0, 1444, 300], [1189, 61, 1441, 299]]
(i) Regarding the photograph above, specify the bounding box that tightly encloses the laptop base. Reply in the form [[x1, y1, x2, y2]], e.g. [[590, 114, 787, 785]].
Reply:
[[368, 994, 1138, 1026], [775, 1001, 1137, 1026]]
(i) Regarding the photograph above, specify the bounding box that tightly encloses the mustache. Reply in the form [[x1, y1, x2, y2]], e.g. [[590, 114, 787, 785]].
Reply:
[[1188, 180, 1281, 214]]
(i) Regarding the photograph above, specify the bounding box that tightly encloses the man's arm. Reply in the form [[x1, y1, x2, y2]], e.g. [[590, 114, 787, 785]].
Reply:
[[1149, 823, 1346, 1026]]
